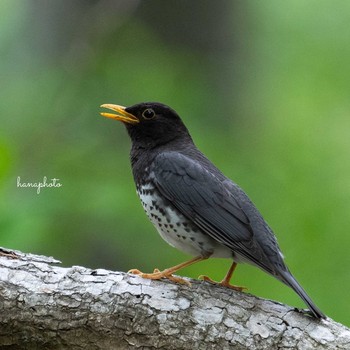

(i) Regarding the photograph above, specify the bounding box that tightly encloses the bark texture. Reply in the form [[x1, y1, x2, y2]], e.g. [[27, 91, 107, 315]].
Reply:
[[0, 247, 349, 350]]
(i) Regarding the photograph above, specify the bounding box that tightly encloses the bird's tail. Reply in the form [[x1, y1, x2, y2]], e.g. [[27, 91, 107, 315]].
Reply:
[[278, 270, 325, 319]]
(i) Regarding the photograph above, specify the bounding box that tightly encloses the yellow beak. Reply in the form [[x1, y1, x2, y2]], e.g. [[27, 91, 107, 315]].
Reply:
[[100, 104, 139, 124]]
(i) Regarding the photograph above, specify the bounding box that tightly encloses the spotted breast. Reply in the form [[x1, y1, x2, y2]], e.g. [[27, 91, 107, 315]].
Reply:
[[136, 181, 233, 259]]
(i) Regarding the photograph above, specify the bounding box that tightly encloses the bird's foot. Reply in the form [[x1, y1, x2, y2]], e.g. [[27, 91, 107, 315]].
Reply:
[[128, 268, 191, 286], [198, 275, 247, 292], [0, 249, 19, 259], [128, 256, 206, 287]]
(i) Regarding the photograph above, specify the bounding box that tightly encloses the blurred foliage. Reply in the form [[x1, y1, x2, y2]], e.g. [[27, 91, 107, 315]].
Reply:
[[0, 0, 349, 325]]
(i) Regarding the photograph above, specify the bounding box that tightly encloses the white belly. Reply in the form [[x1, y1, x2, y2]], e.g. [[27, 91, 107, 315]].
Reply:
[[137, 183, 232, 259]]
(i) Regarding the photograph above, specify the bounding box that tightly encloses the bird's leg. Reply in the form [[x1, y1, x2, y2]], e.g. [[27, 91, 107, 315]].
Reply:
[[128, 256, 206, 286], [199, 261, 247, 292]]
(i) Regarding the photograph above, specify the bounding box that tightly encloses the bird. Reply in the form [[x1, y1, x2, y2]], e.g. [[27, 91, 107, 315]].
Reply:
[[100, 101, 325, 319]]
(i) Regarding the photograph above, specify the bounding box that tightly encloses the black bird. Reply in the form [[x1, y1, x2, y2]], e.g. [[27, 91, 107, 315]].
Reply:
[[100, 102, 325, 319]]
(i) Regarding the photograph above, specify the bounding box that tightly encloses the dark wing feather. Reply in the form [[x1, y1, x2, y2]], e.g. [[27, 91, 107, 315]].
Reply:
[[150, 152, 325, 319], [152, 152, 284, 274]]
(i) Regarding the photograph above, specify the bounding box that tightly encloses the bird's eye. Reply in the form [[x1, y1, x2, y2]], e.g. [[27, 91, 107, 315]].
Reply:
[[142, 108, 156, 120]]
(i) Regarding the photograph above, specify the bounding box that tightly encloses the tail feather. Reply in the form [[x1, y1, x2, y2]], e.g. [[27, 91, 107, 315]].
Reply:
[[278, 270, 325, 319]]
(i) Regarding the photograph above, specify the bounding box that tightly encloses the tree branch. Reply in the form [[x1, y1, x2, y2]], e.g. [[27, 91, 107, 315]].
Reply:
[[0, 247, 349, 349]]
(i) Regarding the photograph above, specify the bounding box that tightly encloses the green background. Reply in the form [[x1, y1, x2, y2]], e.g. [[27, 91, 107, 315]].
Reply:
[[1, 1, 349, 326]]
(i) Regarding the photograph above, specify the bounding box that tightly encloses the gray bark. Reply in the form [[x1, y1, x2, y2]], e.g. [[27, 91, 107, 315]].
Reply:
[[0, 247, 349, 350]]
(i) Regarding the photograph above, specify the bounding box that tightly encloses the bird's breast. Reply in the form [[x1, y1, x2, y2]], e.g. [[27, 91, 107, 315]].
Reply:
[[136, 181, 232, 259]]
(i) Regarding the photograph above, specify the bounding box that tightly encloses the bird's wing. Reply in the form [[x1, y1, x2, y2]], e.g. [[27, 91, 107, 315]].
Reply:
[[152, 152, 279, 272]]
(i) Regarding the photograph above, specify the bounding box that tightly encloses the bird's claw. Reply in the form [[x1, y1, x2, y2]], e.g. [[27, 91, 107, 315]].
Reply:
[[199, 274, 247, 292], [128, 268, 191, 286]]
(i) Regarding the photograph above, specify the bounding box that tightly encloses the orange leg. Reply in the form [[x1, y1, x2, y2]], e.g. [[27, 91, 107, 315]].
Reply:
[[199, 261, 247, 291], [128, 256, 207, 286]]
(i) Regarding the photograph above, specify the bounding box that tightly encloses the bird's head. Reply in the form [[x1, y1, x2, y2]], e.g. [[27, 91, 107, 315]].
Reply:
[[100, 102, 192, 149]]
